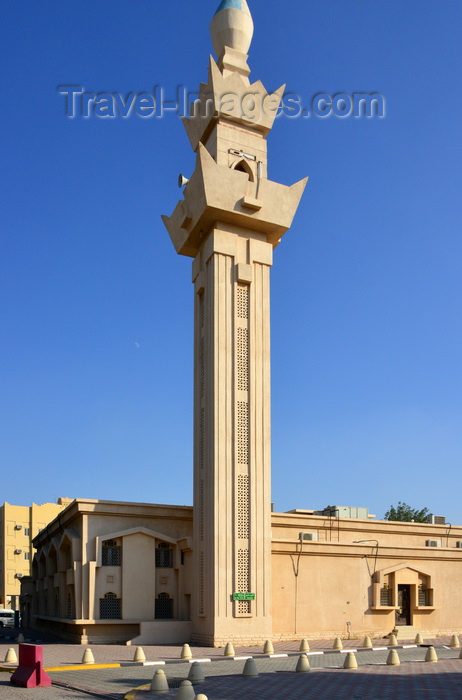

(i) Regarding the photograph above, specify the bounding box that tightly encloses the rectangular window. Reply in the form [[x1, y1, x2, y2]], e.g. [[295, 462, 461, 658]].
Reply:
[[155, 596, 173, 619], [155, 546, 173, 568], [99, 596, 121, 619], [24, 552, 30, 560], [24, 528, 30, 537], [102, 542, 122, 566]]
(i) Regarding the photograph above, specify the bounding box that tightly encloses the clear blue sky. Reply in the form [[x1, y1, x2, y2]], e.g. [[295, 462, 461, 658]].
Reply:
[[2, 1, 461, 522]]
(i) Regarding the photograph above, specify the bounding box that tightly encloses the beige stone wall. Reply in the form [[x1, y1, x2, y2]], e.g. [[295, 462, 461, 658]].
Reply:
[[271, 512, 462, 639]]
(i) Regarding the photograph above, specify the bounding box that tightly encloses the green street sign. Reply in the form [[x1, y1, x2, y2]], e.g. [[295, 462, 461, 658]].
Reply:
[[233, 592, 255, 601]]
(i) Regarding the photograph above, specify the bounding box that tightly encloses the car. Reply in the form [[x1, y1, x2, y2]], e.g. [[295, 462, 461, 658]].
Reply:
[[0, 610, 16, 628]]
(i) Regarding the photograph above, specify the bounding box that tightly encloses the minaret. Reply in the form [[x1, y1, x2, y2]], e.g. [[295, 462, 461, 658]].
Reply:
[[163, 0, 307, 646]]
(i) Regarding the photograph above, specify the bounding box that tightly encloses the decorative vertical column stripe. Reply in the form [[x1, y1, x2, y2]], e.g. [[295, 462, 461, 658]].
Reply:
[[235, 282, 251, 615]]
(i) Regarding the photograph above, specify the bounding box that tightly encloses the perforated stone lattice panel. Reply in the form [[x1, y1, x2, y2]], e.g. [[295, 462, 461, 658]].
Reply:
[[237, 474, 250, 538], [199, 551, 205, 614], [237, 548, 251, 614], [237, 285, 250, 319], [237, 328, 249, 391], [200, 479, 205, 541], [237, 401, 249, 464]]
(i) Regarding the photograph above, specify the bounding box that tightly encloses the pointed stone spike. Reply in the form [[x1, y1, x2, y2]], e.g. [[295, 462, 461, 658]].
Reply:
[[388, 634, 398, 646], [224, 642, 235, 656], [188, 662, 205, 683], [343, 652, 358, 670], [263, 640, 274, 654], [425, 646, 438, 662], [133, 646, 146, 662], [362, 636, 372, 648], [333, 636, 343, 650], [242, 657, 258, 677], [414, 633, 424, 644], [176, 680, 196, 700], [299, 638, 310, 652], [181, 643, 193, 659], [295, 653, 310, 673], [4, 647, 18, 663], [386, 649, 400, 666], [150, 669, 169, 693], [449, 634, 460, 648], [81, 648, 95, 664], [16, 633, 25, 643]]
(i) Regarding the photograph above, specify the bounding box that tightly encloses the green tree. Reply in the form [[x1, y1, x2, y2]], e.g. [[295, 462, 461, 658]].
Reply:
[[384, 501, 430, 523]]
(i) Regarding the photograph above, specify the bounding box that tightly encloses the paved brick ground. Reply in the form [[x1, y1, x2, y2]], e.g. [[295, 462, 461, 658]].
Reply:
[[0, 634, 461, 699]]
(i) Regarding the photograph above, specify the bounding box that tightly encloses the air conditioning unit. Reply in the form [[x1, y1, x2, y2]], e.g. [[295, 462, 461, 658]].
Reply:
[[15, 573, 23, 579], [14, 525, 22, 530], [426, 540, 441, 547], [14, 549, 22, 555], [455, 541, 462, 549], [426, 514, 446, 525], [299, 532, 318, 541]]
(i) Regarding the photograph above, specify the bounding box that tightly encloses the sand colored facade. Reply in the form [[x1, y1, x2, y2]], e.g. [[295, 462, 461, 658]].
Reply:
[[22, 499, 194, 643], [0, 499, 71, 610], [162, 0, 306, 647], [26, 499, 462, 644]]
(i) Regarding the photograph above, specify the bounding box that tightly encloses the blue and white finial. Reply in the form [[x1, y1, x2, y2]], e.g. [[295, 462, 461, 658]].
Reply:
[[210, 0, 254, 58]]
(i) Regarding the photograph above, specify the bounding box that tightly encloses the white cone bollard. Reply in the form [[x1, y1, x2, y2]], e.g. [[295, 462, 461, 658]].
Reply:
[[4, 648, 18, 663], [362, 635, 372, 648], [425, 646, 438, 662], [82, 648, 95, 664], [414, 633, 423, 644], [295, 653, 310, 673], [386, 649, 400, 666], [449, 635, 460, 649], [188, 662, 205, 683], [388, 634, 398, 646], [263, 640, 274, 654], [181, 643, 192, 659], [333, 636, 343, 650], [242, 657, 258, 677], [343, 652, 358, 669], [176, 680, 196, 700], [150, 669, 169, 693], [193, 695, 208, 700], [299, 638, 310, 652], [133, 646, 146, 662], [16, 633, 25, 643], [224, 642, 235, 656]]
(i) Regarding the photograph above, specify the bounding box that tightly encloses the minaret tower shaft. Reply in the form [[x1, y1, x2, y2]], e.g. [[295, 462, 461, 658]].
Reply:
[[163, 0, 307, 646]]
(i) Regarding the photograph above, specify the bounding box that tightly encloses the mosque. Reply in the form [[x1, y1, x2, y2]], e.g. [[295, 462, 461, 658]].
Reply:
[[23, 1, 462, 646]]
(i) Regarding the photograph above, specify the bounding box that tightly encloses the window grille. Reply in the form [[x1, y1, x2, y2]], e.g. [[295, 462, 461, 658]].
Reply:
[[24, 552, 30, 560], [418, 585, 428, 606], [156, 543, 173, 568], [24, 528, 30, 536], [99, 592, 121, 619], [155, 592, 174, 619], [380, 584, 391, 606], [102, 540, 121, 566]]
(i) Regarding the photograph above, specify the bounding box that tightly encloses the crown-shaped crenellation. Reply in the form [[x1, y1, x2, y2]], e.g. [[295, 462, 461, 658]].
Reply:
[[182, 56, 285, 151]]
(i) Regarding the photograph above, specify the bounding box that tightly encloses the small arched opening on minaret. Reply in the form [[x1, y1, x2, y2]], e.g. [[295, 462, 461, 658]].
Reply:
[[232, 158, 254, 181]]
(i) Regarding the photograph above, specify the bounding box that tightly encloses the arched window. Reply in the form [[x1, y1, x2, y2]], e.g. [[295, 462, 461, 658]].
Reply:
[[232, 159, 254, 182], [102, 539, 122, 566], [155, 592, 173, 619], [155, 542, 173, 568], [99, 592, 121, 619]]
